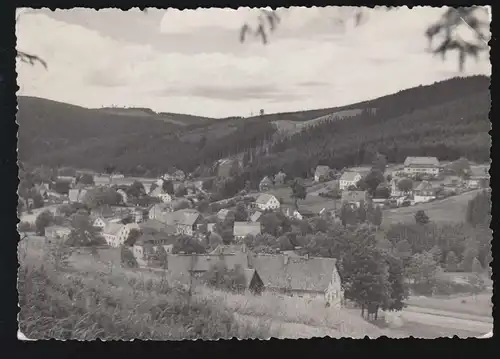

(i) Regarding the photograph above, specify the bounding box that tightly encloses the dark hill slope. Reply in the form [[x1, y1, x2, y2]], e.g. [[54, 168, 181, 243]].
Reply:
[[17, 76, 490, 180]]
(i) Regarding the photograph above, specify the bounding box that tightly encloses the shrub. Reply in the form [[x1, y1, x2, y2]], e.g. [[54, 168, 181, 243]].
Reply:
[[18, 221, 34, 233], [203, 263, 247, 294]]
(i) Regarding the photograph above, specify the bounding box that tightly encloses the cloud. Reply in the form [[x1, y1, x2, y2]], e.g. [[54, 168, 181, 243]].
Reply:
[[157, 84, 299, 102], [16, 8, 491, 118]]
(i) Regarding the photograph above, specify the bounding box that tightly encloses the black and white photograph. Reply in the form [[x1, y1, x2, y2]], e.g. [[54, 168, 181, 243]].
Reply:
[[16, 6, 492, 340]]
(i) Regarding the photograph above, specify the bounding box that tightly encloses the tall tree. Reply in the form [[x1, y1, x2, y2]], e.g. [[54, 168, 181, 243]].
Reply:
[[290, 178, 307, 210], [35, 210, 54, 236]]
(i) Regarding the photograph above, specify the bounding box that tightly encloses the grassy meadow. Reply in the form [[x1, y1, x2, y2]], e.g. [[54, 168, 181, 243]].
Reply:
[[382, 189, 483, 227], [18, 237, 396, 340]]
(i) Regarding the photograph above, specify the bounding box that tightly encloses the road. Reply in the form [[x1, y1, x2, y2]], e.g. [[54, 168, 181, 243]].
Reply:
[[399, 305, 493, 337], [19, 204, 61, 224]]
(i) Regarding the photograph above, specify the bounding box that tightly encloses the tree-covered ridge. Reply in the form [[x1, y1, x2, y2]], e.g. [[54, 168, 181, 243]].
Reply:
[[259, 89, 490, 180], [17, 76, 490, 179]]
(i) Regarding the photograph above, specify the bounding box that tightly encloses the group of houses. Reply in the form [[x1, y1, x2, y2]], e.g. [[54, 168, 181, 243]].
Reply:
[[135, 242, 344, 308]]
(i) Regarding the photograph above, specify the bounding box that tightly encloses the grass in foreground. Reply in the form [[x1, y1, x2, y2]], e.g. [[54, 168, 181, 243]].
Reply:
[[200, 287, 389, 338], [18, 251, 272, 340]]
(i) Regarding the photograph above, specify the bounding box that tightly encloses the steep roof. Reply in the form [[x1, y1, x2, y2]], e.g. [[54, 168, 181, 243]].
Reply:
[[102, 223, 123, 236], [149, 187, 167, 197], [341, 190, 368, 203], [315, 165, 330, 176], [255, 193, 277, 205], [339, 171, 361, 182], [68, 188, 88, 203], [404, 156, 440, 167], [169, 209, 201, 227], [139, 219, 176, 235], [414, 180, 434, 192], [249, 254, 338, 293], [233, 222, 261, 237], [260, 176, 273, 185], [250, 211, 262, 222]]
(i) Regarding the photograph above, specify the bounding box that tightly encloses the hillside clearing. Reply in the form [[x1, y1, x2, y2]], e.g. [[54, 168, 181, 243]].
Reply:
[[382, 189, 483, 226]]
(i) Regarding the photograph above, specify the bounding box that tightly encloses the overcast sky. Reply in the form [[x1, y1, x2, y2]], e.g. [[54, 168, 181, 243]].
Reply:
[[16, 7, 491, 118]]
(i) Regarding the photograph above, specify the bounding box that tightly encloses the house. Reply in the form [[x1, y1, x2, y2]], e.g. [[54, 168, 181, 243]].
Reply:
[[132, 231, 176, 266], [339, 171, 362, 191], [283, 207, 303, 220], [173, 209, 202, 236], [466, 166, 490, 189], [149, 187, 173, 203], [44, 225, 71, 241], [206, 223, 216, 233], [103, 222, 140, 248], [242, 269, 265, 295], [102, 223, 123, 247], [93, 217, 109, 230], [250, 211, 262, 223], [68, 188, 88, 203], [413, 181, 437, 203], [254, 193, 280, 211], [314, 165, 332, 182], [139, 219, 176, 236], [443, 175, 464, 188], [390, 178, 405, 197], [57, 176, 76, 185], [165, 251, 250, 286], [233, 222, 261, 241], [341, 190, 368, 208], [248, 254, 343, 307], [173, 170, 186, 182], [403, 157, 440, 177], [148, 203, 174, 221], [259, 176, 273, 192], [274, 171, 287, 186], [217, 208, 231, 222]]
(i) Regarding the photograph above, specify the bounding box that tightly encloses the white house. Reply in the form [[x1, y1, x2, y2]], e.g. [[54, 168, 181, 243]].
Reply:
[[103, 222, 140, 248], [283, 207, 303, 220], [314, 165, 332, 182], [149, 187, 172, 203], [254, 193, 280, 211], [93, 217, 109, 230], [413, 181, 437, 204], [339, 171, 362, 191], [233, 222, 261, 241], [403, 157, 440, 177]]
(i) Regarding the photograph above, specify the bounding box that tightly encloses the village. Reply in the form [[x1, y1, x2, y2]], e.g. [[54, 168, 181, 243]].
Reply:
[[18, 155, 490, 311]]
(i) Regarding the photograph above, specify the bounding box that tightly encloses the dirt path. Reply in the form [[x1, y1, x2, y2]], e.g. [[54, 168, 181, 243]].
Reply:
[[400, 308, 493, 336], [404, 305, 493, 323]]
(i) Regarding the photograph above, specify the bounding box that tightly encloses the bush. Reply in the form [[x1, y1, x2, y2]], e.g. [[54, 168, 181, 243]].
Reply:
[[18, 221, 34, 233], [203, 263, 247, 294]]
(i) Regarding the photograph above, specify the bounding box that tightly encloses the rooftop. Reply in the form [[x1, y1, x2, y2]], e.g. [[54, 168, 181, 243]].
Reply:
[[404, 156, 440, 167]]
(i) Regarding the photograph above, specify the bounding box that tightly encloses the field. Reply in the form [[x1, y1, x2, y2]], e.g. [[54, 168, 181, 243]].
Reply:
[[272, 108, 364, 135], [17, 237, 397, 339], [382, 189, 483, 226], [405, 293, 493, 318]]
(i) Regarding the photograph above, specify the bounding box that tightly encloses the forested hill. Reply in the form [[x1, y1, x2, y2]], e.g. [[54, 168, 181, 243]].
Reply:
[[17, 75, 490, 179], [239, 75, 490, 184]]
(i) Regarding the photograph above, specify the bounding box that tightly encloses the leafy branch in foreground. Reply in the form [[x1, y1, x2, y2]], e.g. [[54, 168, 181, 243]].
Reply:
[[17, 51, 48, 69], [240, 6, 490, 72]]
